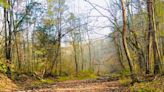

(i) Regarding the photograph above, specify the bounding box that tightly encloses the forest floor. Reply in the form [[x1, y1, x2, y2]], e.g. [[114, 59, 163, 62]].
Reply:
[[16, 79, 129, 92], [0, 74, 164, 92], [0, 73, 129, 92]]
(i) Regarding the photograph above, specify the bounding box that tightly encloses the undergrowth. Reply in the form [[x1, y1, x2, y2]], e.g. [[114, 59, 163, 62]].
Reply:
[[17, 70, 97, 89], [130, 77, 164, 92]]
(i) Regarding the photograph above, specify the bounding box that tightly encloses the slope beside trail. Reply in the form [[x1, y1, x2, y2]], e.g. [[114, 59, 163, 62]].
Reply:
[[0, 74, 18, 91]]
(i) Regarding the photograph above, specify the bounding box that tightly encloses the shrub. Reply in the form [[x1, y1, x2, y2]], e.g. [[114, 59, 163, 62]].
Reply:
[[0, 62, 7, 73], [119, 69, 130, 77], [119, 77, 132, 86]]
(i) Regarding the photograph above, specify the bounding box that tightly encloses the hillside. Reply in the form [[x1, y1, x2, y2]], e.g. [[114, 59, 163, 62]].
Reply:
[[0, 74, 17, 91]]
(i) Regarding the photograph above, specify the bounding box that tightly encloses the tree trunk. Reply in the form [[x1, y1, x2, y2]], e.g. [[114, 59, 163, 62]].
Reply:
[[147, 0, 162, 74], [113, 32, 125, 70], [120, 0, 138, 83], [72, 39, 78, 76], [4, 0, 13, 78]]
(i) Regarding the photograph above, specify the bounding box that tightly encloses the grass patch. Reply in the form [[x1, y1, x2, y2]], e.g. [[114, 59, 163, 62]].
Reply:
[[119, 77, 132, 86], [40, 78, 55, 84], [56, 76, 74, 82], [77, 70, 97, 80], [56, 70, 97, 82], [15, 70, 98, 90], [130, 76, 164, 92], [20, 78, 56, 90]]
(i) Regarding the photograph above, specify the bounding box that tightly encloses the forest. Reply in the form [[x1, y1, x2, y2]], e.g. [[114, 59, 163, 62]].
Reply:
[[0, 0, 164, 92]]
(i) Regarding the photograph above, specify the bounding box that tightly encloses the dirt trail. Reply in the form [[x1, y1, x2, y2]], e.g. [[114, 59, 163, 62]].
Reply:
[[16, 79, 129, 92]]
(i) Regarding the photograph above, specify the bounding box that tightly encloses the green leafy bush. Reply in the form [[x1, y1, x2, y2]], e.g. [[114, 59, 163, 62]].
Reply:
[[0, 62, 7, 73], [119, 69, 130, 77]]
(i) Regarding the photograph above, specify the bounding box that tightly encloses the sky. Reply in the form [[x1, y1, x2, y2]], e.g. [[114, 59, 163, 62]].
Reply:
[[0, 0, 112, 42], [68, 0, 112, 40]]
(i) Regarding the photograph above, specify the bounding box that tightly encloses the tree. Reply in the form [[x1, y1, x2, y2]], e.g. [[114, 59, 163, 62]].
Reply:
[[146, 0, 162, 74], [3, 0, 13, 78], [120, 0, 138, 83], [45, 0, 68, 76]]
